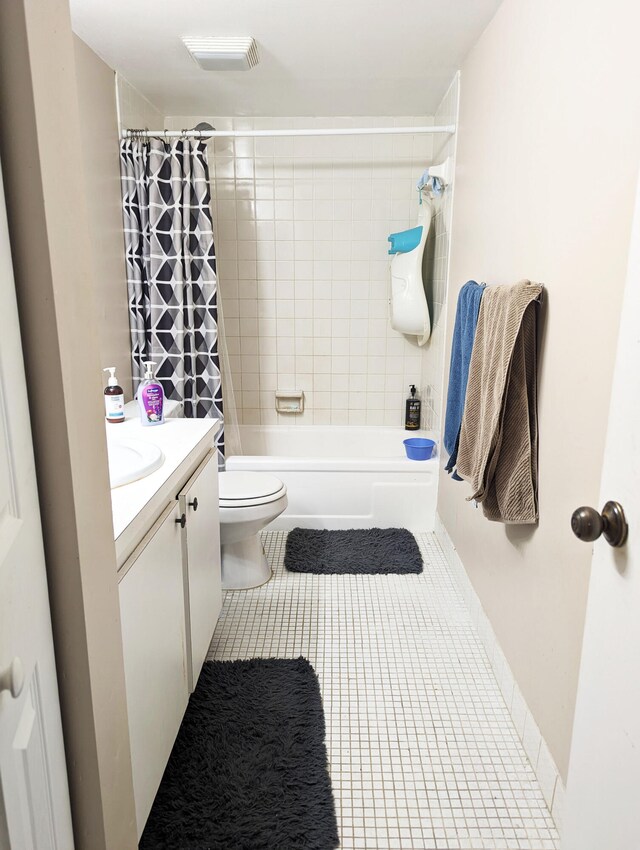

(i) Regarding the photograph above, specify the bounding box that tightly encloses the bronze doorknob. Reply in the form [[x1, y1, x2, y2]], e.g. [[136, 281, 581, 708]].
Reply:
[[571, 501, 628, 547]]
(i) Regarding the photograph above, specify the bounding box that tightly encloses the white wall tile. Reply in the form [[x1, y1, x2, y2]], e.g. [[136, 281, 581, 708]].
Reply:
[[523, 713, 543, 772], [551, 776, 565, 834], [537, 739, 560, 811], [419, 75, 459, 432], [116, 75, 163, 134], [165, 113, 454, 426], [510, 685, 529, 738]]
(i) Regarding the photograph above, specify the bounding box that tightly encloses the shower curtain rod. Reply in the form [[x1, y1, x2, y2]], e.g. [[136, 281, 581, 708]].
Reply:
[[122, 124, 456, 140]]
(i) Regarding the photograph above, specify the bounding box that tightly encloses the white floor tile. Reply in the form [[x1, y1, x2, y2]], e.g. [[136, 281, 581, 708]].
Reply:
[[208, 531, 560, 850]]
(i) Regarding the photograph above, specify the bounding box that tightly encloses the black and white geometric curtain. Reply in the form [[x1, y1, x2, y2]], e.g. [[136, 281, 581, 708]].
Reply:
[[120, 138, 224, 466]]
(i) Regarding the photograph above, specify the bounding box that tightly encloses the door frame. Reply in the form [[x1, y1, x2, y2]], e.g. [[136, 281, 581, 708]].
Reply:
[[0, 0, 137, 847]]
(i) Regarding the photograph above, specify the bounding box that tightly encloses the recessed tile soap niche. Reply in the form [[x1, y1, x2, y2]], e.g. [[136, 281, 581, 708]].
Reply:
[[275, 391, 304, 414]]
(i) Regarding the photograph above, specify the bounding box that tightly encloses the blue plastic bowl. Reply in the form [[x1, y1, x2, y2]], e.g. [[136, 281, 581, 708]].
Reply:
[[403, 437, 436, 461]]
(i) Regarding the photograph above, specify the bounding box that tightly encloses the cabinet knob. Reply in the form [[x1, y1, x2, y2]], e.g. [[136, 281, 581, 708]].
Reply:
[[175, 513, 186, 529], [0, 657, 24, 699], [188, 497, 199, 512], [571, 501, 628, 547]]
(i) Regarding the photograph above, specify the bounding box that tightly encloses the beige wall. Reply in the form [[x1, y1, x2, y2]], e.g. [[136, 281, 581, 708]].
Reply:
[[438, 0, 640, 780], [0, 0, 136, 847], [73, 36, 132, 399]]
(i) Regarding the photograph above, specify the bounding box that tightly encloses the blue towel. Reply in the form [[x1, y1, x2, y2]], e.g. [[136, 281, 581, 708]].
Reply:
[[444, 280, 486, 476]]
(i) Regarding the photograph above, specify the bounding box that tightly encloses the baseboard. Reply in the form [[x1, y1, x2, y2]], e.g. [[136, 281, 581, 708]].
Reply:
[[433, 514, 565, 834]]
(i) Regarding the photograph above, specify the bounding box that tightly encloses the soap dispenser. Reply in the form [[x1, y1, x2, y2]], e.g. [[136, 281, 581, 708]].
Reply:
[[405, 385, 421, 431], [103, 367, 125, 424], [138, 361, 165, 427]]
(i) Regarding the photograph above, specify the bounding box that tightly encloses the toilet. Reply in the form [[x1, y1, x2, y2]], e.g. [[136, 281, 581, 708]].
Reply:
[[219, 471, 288, 590]]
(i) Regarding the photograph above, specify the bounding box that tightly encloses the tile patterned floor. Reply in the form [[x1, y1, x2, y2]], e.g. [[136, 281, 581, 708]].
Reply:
[[208, 531, 559, 850]]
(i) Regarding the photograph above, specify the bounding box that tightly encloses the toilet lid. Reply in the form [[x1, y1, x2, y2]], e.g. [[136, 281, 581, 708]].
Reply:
[[219, 471, 286, 505]]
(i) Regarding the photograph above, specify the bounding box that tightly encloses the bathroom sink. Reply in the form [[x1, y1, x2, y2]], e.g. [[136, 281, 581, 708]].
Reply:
[[108, 438, 164, 488]]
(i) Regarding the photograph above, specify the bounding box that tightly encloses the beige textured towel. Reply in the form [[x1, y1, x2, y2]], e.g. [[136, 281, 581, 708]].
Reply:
[[456, 280, 542, 524]]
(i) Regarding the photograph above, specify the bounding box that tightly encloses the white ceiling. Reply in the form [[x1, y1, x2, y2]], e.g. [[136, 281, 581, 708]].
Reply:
[[70, 0, 502, 117]]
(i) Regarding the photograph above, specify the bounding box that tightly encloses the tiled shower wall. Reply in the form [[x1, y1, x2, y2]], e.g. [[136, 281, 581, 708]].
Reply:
[[113, 83, 457, 429], [419, 75, 459, 431], [116, 75, 163, 135], [165, 114, 450, 426]]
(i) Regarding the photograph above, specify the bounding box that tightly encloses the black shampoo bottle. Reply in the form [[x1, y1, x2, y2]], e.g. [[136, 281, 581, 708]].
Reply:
[[405, 385, 421, 430]]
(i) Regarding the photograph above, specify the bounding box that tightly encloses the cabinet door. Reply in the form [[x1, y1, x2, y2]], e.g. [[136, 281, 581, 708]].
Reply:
[[118, 502, 188, 838], [178, 451, 221, 691]]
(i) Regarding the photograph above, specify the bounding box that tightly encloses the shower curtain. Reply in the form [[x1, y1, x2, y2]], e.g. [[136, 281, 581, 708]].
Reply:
[[120, 137, 224, 466]]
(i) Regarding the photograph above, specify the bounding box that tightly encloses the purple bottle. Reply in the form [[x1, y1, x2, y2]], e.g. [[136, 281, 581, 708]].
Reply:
[[138, 361, 165, 427]]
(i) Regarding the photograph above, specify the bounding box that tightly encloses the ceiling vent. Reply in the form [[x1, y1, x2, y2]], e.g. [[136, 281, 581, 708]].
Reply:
[[182, 37, 260, 71]]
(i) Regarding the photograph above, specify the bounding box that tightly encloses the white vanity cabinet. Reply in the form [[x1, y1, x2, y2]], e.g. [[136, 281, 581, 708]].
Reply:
[[178, 450, 221, 691], [112, 415, 222, 838], [118, 501, 189, 837]]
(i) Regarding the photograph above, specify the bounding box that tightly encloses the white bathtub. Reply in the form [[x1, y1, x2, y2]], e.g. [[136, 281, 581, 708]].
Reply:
[[225, 425, 438, 531]]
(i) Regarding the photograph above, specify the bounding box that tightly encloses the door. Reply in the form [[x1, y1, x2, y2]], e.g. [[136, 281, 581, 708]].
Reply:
[[0, 168, 74, 846], [562, 172, 640, 847], [118, 501, 188, 838], [178, 451, 221, 691]]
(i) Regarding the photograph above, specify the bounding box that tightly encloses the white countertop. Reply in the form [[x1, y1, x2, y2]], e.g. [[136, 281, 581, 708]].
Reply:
[[107, 410, 220, 542]]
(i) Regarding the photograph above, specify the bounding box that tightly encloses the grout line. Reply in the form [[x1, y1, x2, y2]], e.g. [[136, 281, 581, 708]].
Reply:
[[207, 528, 560, 850]]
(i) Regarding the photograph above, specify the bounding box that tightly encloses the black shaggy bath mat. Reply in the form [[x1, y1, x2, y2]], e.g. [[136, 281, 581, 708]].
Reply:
[[284, 527, 423, 575], [139, 657, 339, 850]]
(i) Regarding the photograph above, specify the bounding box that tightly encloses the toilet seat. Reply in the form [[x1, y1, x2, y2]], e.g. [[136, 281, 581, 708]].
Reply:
[[219, 471, 287, 508]]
